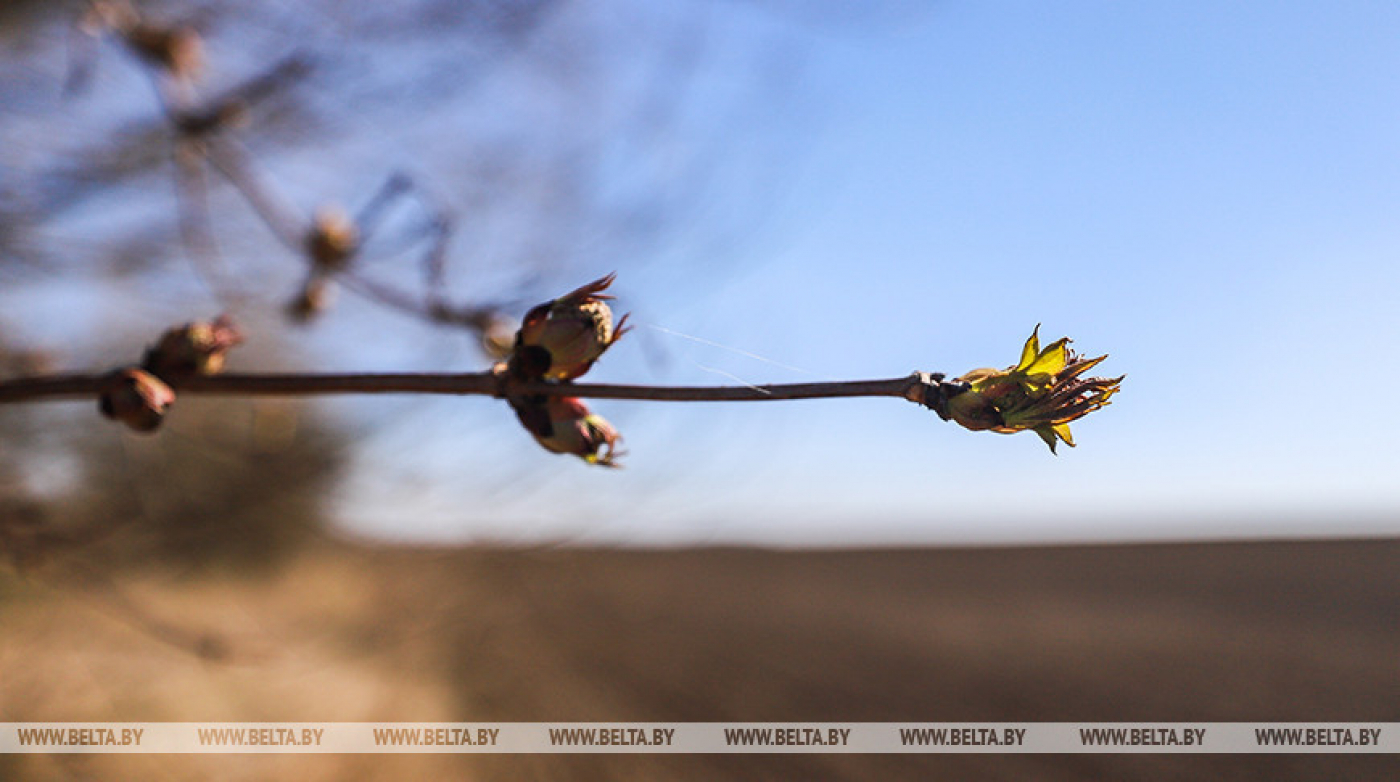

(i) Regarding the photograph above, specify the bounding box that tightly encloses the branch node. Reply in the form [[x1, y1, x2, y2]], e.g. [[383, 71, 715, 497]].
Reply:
[[905, 371, 965, 422]]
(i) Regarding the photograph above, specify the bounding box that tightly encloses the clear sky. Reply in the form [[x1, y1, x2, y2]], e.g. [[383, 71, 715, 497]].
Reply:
[[325, 1, 1400, 544], [7, 1, 1400, 544]]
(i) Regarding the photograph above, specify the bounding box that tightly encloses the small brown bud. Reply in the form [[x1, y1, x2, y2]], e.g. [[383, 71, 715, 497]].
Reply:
[[142, 315, 243, 379], [509, 395, 623, 467], [287, 276, 338, 323], [124, 22, 203, 80], [306, 207, 359, 271], [99, 369, 175, 433], [508, 273, 630, 381]]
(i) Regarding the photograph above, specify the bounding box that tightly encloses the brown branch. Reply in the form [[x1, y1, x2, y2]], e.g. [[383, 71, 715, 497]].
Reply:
[[0, 370, 936, 406]]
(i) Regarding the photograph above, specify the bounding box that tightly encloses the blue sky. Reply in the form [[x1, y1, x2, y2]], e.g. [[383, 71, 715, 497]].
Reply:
[[330, 2, 1400, 543], [7, 1, 1400, 543]]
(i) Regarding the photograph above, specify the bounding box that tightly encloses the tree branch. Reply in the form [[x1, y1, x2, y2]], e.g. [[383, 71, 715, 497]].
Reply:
[[0, 370, 935, 406]]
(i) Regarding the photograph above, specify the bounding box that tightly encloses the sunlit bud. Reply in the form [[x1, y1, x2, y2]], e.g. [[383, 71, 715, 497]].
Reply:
[[306, 206, 359, 271], [509, 273, 630, 381], [924, 326, 1122, 453], [99, 369, 175, 433], [142, 315, 243, 378], [509, 395, 624, 467]]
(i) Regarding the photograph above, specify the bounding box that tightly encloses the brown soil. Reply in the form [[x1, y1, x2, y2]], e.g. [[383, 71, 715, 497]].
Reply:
[[2, 538, 1396, 780]]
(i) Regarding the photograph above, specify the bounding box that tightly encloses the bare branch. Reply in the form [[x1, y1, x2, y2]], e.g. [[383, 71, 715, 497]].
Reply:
[[0, 369, 931, 406]]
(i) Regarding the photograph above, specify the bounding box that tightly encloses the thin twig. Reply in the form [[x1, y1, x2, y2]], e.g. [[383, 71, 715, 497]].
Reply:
[[0, 370, 932, 406]]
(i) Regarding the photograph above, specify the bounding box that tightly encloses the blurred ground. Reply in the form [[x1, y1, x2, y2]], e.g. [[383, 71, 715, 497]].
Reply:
[[1, 537, 1396, 780]]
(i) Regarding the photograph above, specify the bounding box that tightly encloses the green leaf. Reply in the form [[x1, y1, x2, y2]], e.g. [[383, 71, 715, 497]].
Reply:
[[1024, 337, 1070, 377], [1017, 325, 1042, 372]]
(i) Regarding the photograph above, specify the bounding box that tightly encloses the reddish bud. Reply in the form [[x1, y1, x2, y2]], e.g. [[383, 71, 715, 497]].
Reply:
[[142, 315, 243, 378], [99, 369, 175, 433], [508, 273, 630, 381], [509, 395, 623, 467]]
